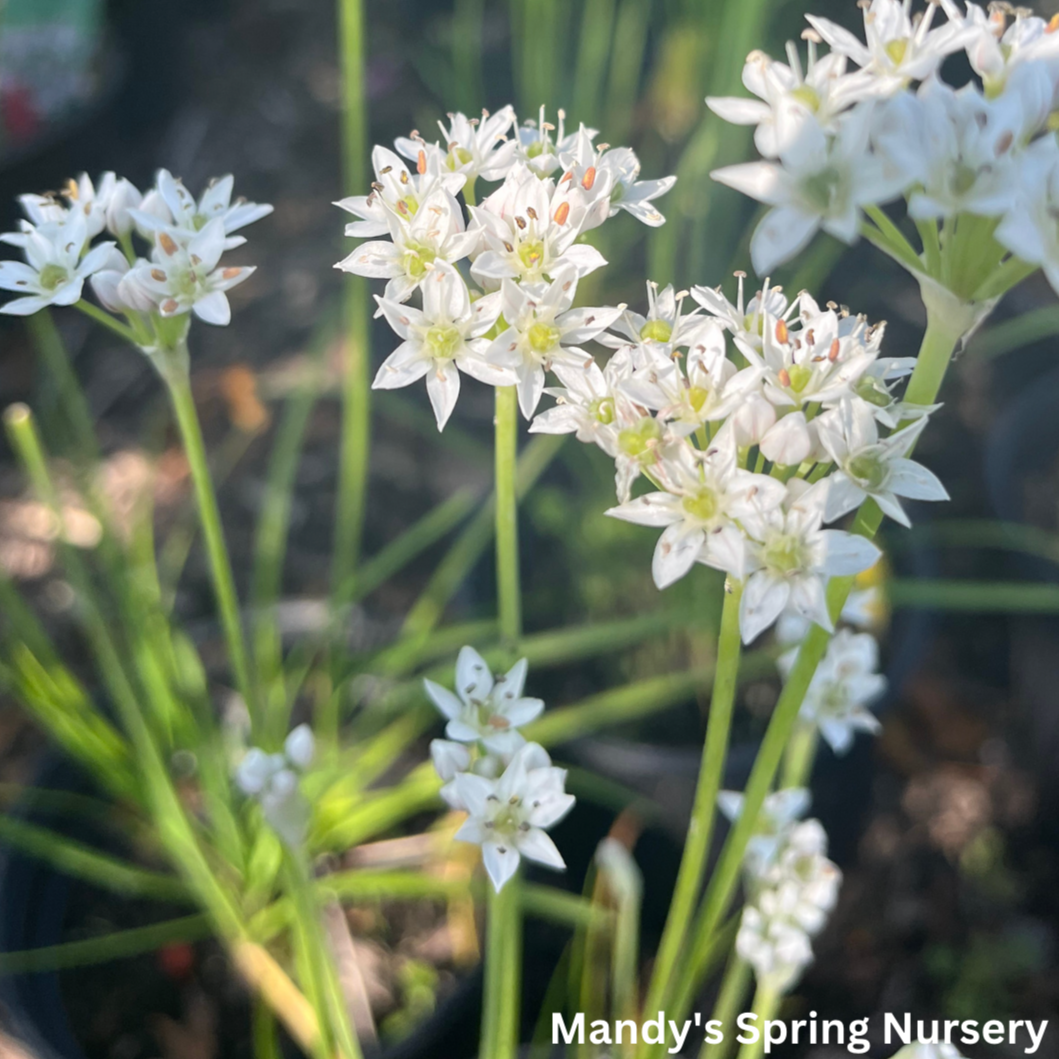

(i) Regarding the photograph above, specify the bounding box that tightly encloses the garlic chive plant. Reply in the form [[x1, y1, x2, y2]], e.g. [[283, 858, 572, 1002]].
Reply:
[[2, 1, 1057, 1055]]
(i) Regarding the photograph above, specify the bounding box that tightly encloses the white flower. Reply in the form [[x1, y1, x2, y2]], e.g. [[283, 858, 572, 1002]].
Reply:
[[0, 213, 113, 316], [737, 294, 881, 412], [888, 78, 1024, 222], [452, 742, 575, 892], [235, 725, 315, 848], [601, 281, 708, 353], [618, 326, 761, 436], [487, 270, 623, 418], [776, 583, 884, 643], [730, 391, 778, 447], [783, 628, 886, 753], [469, 165, 607, 287], [712, 104, 908, 273], [691, 274, 791, 355], [559, 126, 676, 226], [397, 107, 519, 183], [962, 2, 1059, 96], [806, 0, 976, 87], [335, 144, 466, 238], [131, 169, 272, 250], [336, 186, 478, 305], [514, 107, 584, 177], [996, 135, 1059, 294], [423, 645, 544, 756], [606, 430, 785, 589], [717, 787, 811, 876], [372, 262, 513, 430], [119, 221, 254, 326], [104, 178, 143, 238], [760, 410, 814, 467], [528, 348, 637, 455], [737, 904, 815, 992], [708, 41, 877, 159], [732, 480, 881, 643], [815, 397, 948, 526]]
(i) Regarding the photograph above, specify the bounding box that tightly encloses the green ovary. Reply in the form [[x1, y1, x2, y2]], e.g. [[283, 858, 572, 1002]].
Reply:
[[618, 417, 663, 460], [640, 318, 673, 343], [517, 239, 545, 272], [790, 84, 821, 111], [590, 397, 615, 425], [847, 450, 888, 491], [800, 165, 844, 213], [688, 386, 710, 413], [446, 146, 474, 170], [403, 243, 437, 280], [787, 364, 812, 394], [884, 38, 909, 67], [425, 324, 463, 360], [527, 321, 560, 355], [763, 533, 807, 576], [951, 163, 980, 197], [38, 264, 69, 291], [854, 377, 891, 408], [682, 487, 719, 524], [525, 140, 545, 160]]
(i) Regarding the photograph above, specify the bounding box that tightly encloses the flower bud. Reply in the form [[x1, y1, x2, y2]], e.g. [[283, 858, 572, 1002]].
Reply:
[[760, 410, 811, 466], [106, 178, 142, 237], [730, 391, 776, 447], [430, 738, 471, 782], [284, 724, 315, 769]]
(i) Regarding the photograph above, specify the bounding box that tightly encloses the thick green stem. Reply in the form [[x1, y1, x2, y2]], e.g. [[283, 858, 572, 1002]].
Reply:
[[495, 385, 522, 648], [669, 305, 967, 1028], [641, 582, 743, 1036], [481, 874, 522, 1059], [164, 362, 256, 718], [780, 723, 817, 790], [333, 0, 371, 597]]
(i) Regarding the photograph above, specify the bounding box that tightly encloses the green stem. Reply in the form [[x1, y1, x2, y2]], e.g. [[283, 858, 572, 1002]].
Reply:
[[780, 722, 817, 790], [164, 362, 256, 719], [700, 955, 753, 1059], [495, 385, 522, 649], [74, 300, 140, 345], [333, 0, 371, 598], [641, 582, 743, 1032], [481, 874, 522, 1059], [670, 303, 968, 1026], [734, 981, 781, 1059]]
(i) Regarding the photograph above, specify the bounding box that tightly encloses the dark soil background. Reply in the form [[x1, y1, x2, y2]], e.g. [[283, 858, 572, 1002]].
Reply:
[[2, 0, 1059, 1057]]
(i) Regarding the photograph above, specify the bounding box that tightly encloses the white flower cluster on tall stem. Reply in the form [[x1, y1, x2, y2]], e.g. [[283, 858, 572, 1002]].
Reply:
[[735, 818, 842, 992], [426, 647, 574, 893], [707, 0, 1059, 295], [235, 724, 315, 848], [0, 170, 270, 328], [336, 106, 676, 430], [533, 275, 948, 643]]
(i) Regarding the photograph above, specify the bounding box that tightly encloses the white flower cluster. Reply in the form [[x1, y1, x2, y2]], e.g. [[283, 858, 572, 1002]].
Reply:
[[532, 275, 948, 643], [335, 105, 676, 429], [735, 816, 842, 992], [235, 724, 315, 848], [707, 0, 1059, 287], [426, 646, 574, 892], [0, 170, 271, 325]]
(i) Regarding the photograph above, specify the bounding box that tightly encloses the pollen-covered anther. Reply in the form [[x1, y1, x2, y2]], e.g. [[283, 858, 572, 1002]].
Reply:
[[581, 166, 597, 190], [554, 202, 570, 224], [775, 319, 789, 344], [159, 233, 178, 256]]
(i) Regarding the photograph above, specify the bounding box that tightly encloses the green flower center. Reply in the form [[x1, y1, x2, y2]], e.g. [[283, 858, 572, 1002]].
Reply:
[[517, 239, 545, 272], [790, 84, 821, 111], [847, 451, 888, 491], [38, 264, 69, 291], [952, 163, 980, 197], [854, 377, 891, 408], [800, 165, 844, 214], [787, 364, 812, 394], [527, 321, 560, 355], [884, 37, 909, 67], [446, 146, 474, 170], [688, 386, 710, 413], [590, 397, 616, 425], [403, 242, 437, 279], [425, 324, 462, 360], [763, 533, 807, 576], [488, 798, 524, 836], [192, 213, 209, 231], [682, 487, 719, 524], [525, 140, 545, 159], [618, 417, 663, 460], [640, 318, 673, 344]]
